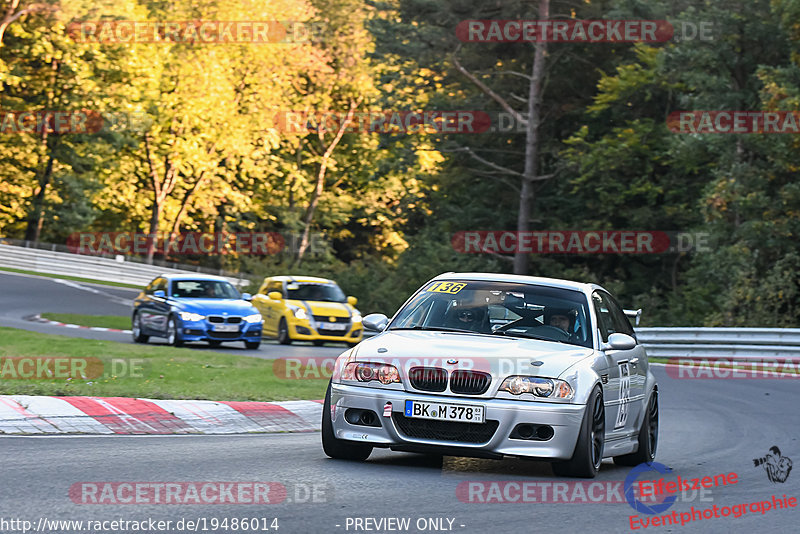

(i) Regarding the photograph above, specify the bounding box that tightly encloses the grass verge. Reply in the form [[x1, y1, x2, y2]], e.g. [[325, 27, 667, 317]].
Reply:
[[40, 313, 130, 330], [0, 266, 143, 289], [0, 327, 328, 401]]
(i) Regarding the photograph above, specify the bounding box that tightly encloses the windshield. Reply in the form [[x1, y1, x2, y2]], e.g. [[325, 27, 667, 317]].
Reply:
[[286, 283, 346, 303], [170, 280, 241, 299], [390, 280, 593, 348]]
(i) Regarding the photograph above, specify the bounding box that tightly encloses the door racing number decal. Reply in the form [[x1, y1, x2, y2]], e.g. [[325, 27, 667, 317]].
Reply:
[[615, 361, 630, 429]]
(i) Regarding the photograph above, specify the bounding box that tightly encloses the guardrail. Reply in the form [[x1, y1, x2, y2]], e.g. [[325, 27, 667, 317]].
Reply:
[[0, 242, 248, 287], [636, 327, 800, 360]]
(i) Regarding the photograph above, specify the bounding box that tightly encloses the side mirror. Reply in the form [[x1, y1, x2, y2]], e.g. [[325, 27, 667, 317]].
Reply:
[[605, 333, 637, 351], [347, 296, 358, 306], [241, 292, 252, 301], [267, 291, 283, 301], [153, 290, 166, 299], [362, 313, 389, 332]]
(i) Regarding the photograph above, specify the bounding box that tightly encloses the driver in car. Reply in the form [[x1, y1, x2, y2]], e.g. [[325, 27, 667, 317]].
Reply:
[[549, 313, 571, 332]]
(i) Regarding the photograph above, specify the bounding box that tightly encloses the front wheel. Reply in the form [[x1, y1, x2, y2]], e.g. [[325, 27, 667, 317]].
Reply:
[[245, 340, 261, 349], [132, 313, 149, 343], [614, 389, 658, 466], [208, 340, 222, 347], [552, 385, 605, 478], [277, 318, 292, 345], [166, 316, 184, 347], [321, 382, 372, 461]]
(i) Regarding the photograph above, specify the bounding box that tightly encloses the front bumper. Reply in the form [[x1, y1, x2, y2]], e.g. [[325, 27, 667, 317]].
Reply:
[[330, 383, 585, 460], [288, 317, 362, 343], [181, 320, 262, 342]]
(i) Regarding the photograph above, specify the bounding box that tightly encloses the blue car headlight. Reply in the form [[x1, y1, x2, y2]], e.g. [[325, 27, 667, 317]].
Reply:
[[243, 313, 262, 323], [179, 312, 206, 322]]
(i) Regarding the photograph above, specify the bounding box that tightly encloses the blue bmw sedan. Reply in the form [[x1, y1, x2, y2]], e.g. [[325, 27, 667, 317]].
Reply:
[[132, 274, 263, 349]]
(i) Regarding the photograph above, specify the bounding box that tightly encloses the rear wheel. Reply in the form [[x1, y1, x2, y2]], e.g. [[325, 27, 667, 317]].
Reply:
[[552, 385, 604, 478], [166, 316, 184, 347], [321, 382, 373, 461], [277, 318, 292, 345], [614, 389, 658, 466], [132, 314, 149, 343]]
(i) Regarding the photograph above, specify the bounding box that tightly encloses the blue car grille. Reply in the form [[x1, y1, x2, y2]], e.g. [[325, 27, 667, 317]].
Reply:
[[208, 316, 242, 324]]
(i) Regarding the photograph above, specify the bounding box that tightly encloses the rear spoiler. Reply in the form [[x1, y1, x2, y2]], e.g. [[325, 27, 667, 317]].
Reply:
[[624, 308, 642, 327]]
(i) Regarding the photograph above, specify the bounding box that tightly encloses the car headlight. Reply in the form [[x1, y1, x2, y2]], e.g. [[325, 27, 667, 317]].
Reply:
[[292, 307, 308, 320], [243, 313, 262, 323], [342, 362, 400, 385], [179, 312, 205, 322], [499, 376, 574, 399], [351, 311, 362, 322]]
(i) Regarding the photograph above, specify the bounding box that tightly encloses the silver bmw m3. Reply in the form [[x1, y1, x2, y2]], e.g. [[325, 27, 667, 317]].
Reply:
[[321, 273, 658, 478]]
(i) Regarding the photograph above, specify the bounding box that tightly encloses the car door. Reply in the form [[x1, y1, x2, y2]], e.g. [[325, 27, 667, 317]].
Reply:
[[251, 279, 273, 334], [148, 277, 171, 335], [136, 277, 166, 334], [592, 291, 642, 438], [253, 279, 283, 335], [602, 290, 647, 432]]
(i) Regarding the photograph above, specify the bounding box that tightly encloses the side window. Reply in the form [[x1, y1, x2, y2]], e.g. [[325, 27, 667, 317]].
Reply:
[[602, 291, 635, 337], [258, 280, 269, 295], [592, 292, 615, 342], [267, 281, 283, 295]]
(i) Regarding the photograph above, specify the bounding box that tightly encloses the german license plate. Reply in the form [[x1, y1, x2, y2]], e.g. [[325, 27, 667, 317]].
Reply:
[[319, 322, 347, 331], [213, 324, 239, 332], [404, 400, 485, 423]]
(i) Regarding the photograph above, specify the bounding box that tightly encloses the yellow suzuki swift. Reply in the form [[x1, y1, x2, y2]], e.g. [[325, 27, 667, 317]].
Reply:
[[252, 276, 363, 346]]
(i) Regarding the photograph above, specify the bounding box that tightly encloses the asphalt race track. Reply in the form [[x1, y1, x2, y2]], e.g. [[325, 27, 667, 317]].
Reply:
[[0, 271, 347, 360], [1, 271, 798, 533]]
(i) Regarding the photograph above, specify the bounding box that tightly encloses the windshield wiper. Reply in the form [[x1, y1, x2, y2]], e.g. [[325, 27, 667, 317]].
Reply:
[[491, 330, 569, 343]]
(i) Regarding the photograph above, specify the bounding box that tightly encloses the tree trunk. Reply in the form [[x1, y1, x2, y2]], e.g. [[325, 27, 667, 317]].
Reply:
[[23, 152, 54, 242], [23, 56, 58, 243], [295, 99, 359, 263], [513, 0, 549, 275]]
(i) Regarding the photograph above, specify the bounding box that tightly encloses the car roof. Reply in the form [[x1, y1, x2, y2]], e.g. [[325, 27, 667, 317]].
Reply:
[[266, 275, 335, 284], [431, 272, 606, 294], [157, 274, 230, 282]]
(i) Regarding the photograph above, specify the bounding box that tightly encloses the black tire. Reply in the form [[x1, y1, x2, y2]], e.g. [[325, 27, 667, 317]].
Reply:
[[552, 385, 605, 478], [165, 316, 184, 347], [321, 382, 373, 461], [347, 342, 359, 348], [208, 340, 222, 347], [131, 313, 149, 343], [245, 340, 261, 349], [313, 340, 325, 347], [277, 318, 292, 345], [613, 389, 658, 466]]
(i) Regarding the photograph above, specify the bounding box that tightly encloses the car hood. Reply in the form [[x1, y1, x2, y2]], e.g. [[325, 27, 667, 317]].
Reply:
[[351, 330, 595, 378], [171, 298, 258, 315], [287, 299, 354, 318]]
